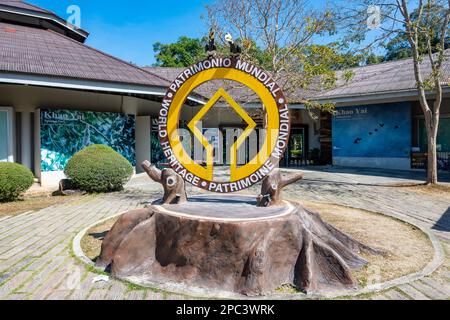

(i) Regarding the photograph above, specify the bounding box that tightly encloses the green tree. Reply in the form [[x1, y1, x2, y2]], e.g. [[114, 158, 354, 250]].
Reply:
[[206, 0, 347, 112], [365, 53, 385, 65], [384, 4, 450, 61], [153, 36, 206, 67], [340, 0, 450, 184]]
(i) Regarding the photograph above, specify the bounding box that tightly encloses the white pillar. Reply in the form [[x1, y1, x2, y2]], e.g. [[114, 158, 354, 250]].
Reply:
[[135, 116, 151, 173], [20, 111, 32, 170]]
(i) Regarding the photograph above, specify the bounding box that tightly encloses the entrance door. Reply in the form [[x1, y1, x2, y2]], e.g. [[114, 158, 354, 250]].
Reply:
[[285, 127, 306, 167], [0, 108, 11, 162]]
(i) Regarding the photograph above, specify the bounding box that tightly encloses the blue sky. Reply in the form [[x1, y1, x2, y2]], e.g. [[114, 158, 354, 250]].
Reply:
[[29, 0, 211, 66], [28, 0, 383, 66]]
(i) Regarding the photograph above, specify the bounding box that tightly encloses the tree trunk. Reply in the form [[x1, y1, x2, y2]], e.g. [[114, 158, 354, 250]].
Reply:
[[427, 126, 439, 184], [96, 195, 381, 296]]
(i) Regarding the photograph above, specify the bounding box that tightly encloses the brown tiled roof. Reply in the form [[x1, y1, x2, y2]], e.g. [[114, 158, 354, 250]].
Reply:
[[146, 52, 450, 104], [144, 66, 275, 104], [0, 0, 51, 14], [314, 50, 450, 100], [0, 22, 170, 87]]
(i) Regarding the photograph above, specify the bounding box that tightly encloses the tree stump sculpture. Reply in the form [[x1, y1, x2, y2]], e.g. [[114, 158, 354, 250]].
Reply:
[[257, 169, 303, 207], [141, 160, 187, 204], [96, 193, 381, 296]]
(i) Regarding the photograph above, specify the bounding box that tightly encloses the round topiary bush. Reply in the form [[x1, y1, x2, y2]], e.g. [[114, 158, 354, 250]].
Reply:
[[0, 162, 34, 202], [64, 145, 133, 193]]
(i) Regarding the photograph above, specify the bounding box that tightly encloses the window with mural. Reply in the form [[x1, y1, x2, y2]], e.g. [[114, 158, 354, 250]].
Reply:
[[40, 109, 135, 171], [332, 103, 411, 159]]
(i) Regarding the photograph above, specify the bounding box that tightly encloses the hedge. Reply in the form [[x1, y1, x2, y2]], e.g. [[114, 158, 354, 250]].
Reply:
[[0, 162, 34, 202], [64, 145, 133, 193]]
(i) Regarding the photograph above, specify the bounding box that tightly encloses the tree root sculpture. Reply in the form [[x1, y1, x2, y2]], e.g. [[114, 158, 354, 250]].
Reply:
[[96, 196, 382, 296], [141, 160, 187, 204], [257, 169, 303, 207]]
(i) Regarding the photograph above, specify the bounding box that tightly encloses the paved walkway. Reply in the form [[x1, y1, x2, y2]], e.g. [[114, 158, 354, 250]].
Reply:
[[0, 167, 449, 300]]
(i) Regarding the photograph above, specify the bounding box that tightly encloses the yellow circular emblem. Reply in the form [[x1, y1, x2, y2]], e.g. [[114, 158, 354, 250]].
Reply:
[[158, 57, 290, 193]]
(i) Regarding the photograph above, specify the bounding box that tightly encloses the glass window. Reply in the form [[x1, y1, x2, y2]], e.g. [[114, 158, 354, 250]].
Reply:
[[0, 110, 9, 162], [419, 118, 450, 152]]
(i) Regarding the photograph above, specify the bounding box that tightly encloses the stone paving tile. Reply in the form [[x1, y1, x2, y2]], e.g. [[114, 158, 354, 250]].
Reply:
[[410, 280, 448, 300], [18, 256, 66, 294], [30, 265, 72, 300], [0, 216, 11, 223], [7, 293, 28, 300], [383, 289, 410, 300], [443, 271, 450, 280], [45, 290, 72, 300], [103, 281, 127, 300], [87, 289, 109, 300], [0, 271, 33, 298], [369, 293, 389, 300], [0, 254, 34, 280], [25, 258, 52, 272], [0, 246, 28, 260], [145, 291, 166, 300], [68, 272, 103, 300], [0, 254, 34, 286], [0, 247, 11, 256], [0, 170, 449, 300], [124, 290, 145, 300], [397, 284, 430, 300], [419, 278, 450, 297]]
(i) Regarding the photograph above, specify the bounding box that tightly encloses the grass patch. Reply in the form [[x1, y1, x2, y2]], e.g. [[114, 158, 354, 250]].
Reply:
[[403, 183, 450, 200], [275, 284, 300, 294], [80, 216, 120, 261], [302, 201, 434, 287], [126, 281, 147, 291], [0, 193, 84, 218]]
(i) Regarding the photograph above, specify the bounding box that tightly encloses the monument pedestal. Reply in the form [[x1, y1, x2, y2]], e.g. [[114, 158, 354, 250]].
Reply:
[[96, 195, 379, 296]]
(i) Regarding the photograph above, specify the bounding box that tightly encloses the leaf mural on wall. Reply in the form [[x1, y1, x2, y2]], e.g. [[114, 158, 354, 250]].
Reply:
[[40, 109, 136, 172]]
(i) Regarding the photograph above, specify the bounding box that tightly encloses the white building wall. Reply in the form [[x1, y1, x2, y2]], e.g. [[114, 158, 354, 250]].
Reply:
[[135, 116, 151, 173], [0, 84, 161, 186]]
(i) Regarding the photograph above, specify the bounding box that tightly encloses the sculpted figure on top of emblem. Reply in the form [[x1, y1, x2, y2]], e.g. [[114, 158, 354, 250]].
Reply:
[[225, 33, 242, 56], [205, 28, 217, 59]]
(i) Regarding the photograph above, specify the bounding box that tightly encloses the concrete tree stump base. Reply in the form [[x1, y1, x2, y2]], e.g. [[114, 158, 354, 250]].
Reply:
[[96, 195, 380, 296]]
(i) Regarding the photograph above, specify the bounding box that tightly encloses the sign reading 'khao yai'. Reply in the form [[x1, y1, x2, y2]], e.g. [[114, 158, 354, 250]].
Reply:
[[158, 57, 290, 193]]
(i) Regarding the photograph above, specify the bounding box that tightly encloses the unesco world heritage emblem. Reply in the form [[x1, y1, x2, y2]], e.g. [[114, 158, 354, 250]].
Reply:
[[158, 57, 291, 193]]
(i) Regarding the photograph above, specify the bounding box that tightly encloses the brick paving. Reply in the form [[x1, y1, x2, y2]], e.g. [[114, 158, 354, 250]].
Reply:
[[0, 167, 449, 300]]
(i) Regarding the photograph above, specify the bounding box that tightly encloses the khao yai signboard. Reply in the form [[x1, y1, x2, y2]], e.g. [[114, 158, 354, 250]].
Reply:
[[158, 57, 290, 192], [40, 109, 135, 172]]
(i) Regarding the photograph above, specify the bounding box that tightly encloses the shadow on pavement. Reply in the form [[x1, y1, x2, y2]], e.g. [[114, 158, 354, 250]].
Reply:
[[433, 207, 450, 232], [291, 166, 450, 183], [300, 178, 425, 188]]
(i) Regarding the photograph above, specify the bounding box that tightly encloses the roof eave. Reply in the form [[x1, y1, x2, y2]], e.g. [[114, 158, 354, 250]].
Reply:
[[311, 85, 450, 105], [0, 71, 205, 105], [0, 4, 89, 42]]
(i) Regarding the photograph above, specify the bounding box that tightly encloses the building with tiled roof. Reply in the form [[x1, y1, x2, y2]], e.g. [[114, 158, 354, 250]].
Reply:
[[0, 0, 206, 186], [313, 52, 450, 103], [0, 0, 51, 14], [1, 1, 449, 187], [146, 54, 450, 171]]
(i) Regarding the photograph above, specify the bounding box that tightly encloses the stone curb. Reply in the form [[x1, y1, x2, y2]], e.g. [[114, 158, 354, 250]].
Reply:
[[72, 201, 445, 300], [72, 211, 128, 268]]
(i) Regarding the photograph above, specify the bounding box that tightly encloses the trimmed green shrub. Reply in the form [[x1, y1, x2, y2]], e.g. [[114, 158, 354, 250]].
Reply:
[[64, 145, 133, 193], [0, 163, 34, 202]]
